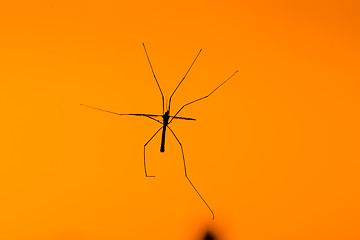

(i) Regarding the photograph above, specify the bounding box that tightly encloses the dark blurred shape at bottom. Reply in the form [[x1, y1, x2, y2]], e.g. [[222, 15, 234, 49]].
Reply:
[[203, 232, 216, 240]]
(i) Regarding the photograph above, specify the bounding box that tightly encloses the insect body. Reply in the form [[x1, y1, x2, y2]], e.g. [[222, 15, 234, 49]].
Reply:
[[160, 111, 170, 152], [81, 43, 238, 219]]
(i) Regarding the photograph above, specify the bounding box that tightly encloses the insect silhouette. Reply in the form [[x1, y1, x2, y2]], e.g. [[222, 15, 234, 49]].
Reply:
[[81, 43, 238, 219]]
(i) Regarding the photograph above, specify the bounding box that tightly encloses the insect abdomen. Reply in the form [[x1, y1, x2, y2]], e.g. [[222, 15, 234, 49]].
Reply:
[[160, 126, 166, 152]]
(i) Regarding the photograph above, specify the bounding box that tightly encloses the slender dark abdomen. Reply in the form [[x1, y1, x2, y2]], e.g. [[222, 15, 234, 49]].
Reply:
[[160, 126, 166, 152], [161, 111, 170, 152]]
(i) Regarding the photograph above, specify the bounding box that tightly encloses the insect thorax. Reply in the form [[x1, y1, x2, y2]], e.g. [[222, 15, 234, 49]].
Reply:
[[163, 111, 170, 125]]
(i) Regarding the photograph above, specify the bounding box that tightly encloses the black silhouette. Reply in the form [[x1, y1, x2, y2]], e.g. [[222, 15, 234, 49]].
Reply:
[[203, 232, 216, 240], [81, 43, 238, 220]]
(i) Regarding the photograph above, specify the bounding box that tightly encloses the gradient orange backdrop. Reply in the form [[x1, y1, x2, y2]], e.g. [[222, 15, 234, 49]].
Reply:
[[1, 1, 359, 239]]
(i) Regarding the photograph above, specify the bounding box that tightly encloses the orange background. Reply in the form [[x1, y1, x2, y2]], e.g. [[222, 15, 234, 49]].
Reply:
[[1, 1, 359, 239]]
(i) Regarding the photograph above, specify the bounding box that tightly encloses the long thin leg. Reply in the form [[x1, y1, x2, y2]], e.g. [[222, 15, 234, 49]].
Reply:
[[142, 43, 165, 114], [169, 70, 238, 124], [144, 126, 163, 177], [168, 49, 202, 112], [167, 126, 215, 220], [80, 104, 163, 125]]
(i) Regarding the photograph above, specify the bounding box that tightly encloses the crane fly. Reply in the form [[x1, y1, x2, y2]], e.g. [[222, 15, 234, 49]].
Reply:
[[81, 43, 238, 219]]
